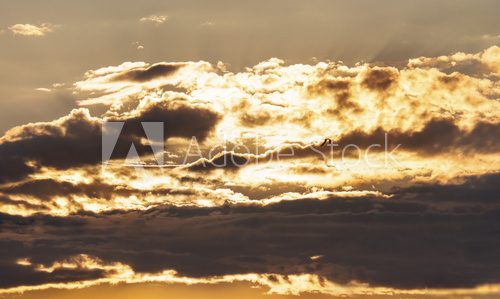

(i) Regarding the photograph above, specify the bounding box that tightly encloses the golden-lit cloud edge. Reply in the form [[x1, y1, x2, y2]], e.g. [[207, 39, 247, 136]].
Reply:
[[0, 45, 498, 216], [4, 254, 500, 297]]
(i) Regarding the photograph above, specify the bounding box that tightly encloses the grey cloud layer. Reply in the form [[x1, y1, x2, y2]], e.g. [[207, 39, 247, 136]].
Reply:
[[0, 173, 499, 290], [0, 98, 220, 183]]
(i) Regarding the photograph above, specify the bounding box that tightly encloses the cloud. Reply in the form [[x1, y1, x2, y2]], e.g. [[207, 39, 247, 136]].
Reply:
[[408, 46, 500, 78], [73, 47, 500, 145], [74, 60, 212, 106], [361, 67, 399, 92], [201, 21, 216, 27], [133, 42, 144, 50], [108, 96, 221, 141], [0, 97, 220, 184], [2, 43, 499, 210], [334, 118, 500, 155], [0, 173, 499, 293], [1, 46, 500, 295], [139, 15, 168, 25], [8, 23, 56, 36], [186, 151, 250, 171], [4, 255, 500, 298], [0, 109, 101, 183], [109, 63, 184, 82], [35, 88, 52, 92]]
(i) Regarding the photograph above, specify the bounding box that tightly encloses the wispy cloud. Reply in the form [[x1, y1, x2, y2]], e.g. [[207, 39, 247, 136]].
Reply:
[[481, 33, 500, 40], [139, 14, 168, 25], [35, 87, 52, 92], [133, 41, 144, 50], [8, 23, 56, 36], [201, 21, 216, 27]]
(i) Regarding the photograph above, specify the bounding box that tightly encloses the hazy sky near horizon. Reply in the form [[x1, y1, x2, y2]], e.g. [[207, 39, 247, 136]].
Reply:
[[1, 0, 499, 132]]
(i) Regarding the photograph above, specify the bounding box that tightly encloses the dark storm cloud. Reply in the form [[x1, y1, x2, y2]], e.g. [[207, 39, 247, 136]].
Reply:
[[0, 109, 102, 183], [392, 172, 499, 205], [110, 63, 185, 82], [336, 119, 500, 155], [0, 101, 220, 183], [112, 99, 221, 142], [0, 259, 105, 289], [0, 178, 197, 203], [1, 173, 499, 290]]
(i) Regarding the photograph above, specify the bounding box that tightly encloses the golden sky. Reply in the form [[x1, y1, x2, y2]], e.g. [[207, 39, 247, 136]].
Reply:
[[0, 1, 499, 298]]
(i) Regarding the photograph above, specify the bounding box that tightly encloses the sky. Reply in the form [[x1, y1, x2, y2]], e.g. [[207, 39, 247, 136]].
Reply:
[[0, 0, 499, 298]]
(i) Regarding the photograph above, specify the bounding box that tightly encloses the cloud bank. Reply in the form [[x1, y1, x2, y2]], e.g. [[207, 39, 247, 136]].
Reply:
[[0, 46, 499, 297]]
